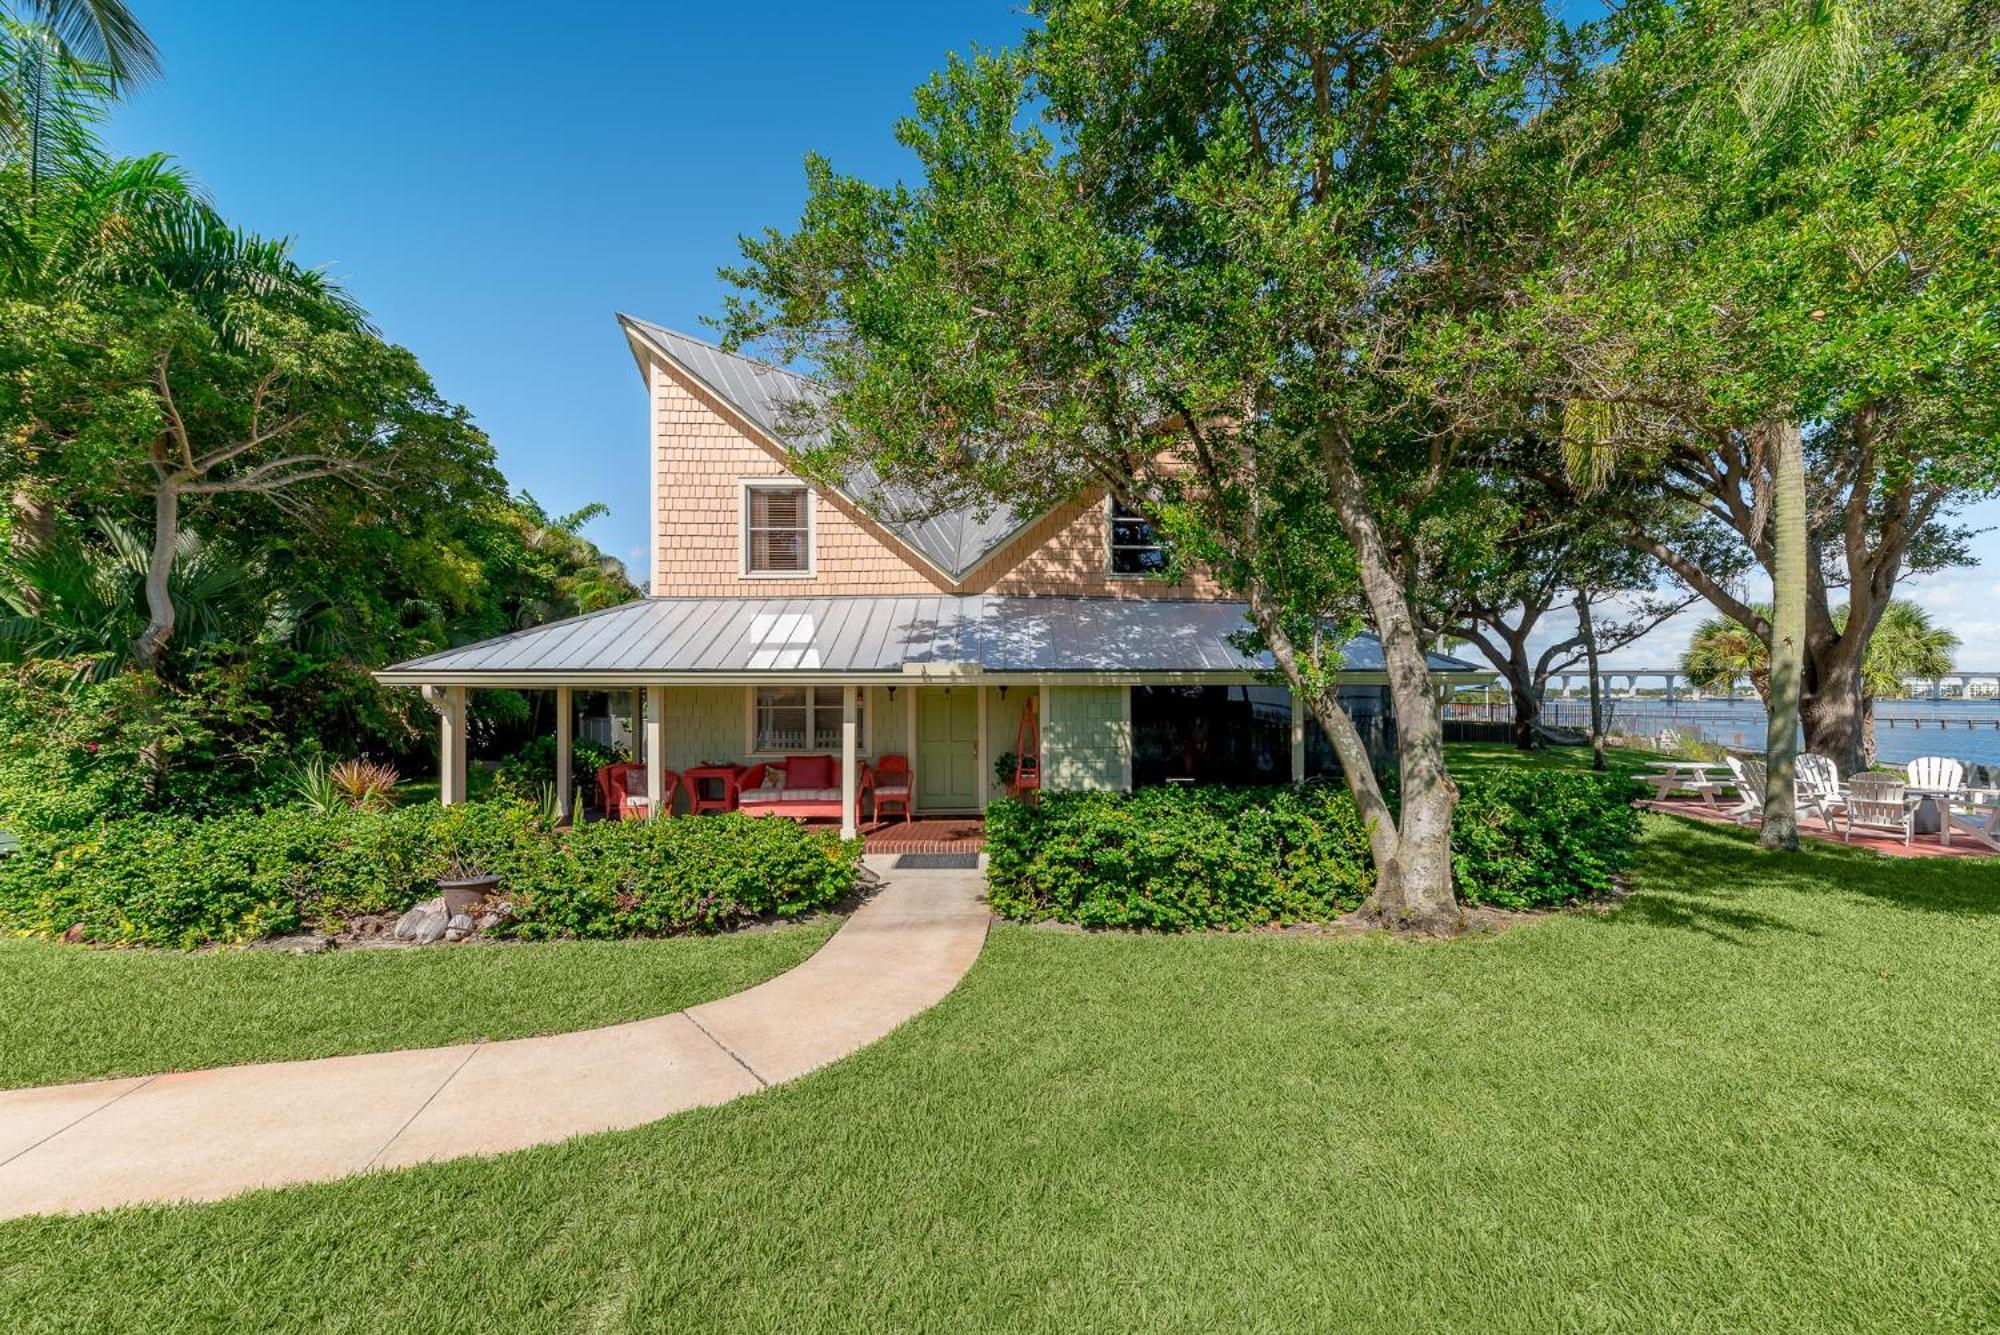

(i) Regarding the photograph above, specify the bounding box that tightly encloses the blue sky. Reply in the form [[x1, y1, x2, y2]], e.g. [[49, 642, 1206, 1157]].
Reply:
[[107, 2, 1994, 667]]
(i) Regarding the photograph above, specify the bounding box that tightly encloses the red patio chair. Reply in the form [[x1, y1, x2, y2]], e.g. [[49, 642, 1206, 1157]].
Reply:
[[873, 754, 913, 823]]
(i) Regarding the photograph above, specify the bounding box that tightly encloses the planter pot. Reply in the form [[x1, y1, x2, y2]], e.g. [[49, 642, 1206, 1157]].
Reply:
[[437, 875, 500, 917]]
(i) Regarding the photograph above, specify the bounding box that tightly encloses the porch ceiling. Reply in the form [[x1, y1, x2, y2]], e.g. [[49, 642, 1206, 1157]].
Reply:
[[375, 596, 1487, 686]]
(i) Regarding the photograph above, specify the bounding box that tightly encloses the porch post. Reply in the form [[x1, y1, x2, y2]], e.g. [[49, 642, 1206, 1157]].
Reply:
[[840, 684, 859, 840], [555, 685, 574, 823], [1290, 690, 1306, 783], [976, 684, 990, 810], [440, 686, 468, 806], [644, 684, 666, 818]]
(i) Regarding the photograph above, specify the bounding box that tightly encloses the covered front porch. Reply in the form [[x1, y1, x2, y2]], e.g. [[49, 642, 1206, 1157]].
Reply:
[[377, 595, 1491, 840]]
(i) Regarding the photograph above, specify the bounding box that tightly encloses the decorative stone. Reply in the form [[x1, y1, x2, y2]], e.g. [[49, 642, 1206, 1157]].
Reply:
[[392, 907, 427, 940], [62, 923, 87, 944], [444, 928, 467, 942], [412, 910, 449, 945], [447, 913, 474, 933], [474, 912, 503, 931], [254, 933, 333, 954]]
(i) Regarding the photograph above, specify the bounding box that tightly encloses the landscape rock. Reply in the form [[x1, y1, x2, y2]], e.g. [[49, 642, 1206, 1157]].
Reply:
[[444, 928, 467, 942], [412, 910, 449, 945], [62, 924, 87, 944], [448, 912, 474, 933], [254, 932, 334, 954], [394, 897, 446, 941]]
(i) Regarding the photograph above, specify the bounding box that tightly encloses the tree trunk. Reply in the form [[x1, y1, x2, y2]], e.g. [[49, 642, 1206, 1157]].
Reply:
[[1511, 680, 1540, 751], [1577, 592, 1607, 772], [1321, 432, 1459, 932], [1761, 422, 1806, 851], [134, 484, 180, 671], [1860, 696, 1878, 766]]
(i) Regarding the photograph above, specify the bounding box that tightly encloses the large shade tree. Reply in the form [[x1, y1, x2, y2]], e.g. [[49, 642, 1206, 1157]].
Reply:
[[724, 1, 1562, 931], [1482, 0, 1999, 789]]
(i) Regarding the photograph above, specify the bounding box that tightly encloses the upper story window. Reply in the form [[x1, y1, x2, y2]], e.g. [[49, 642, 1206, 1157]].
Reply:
[[743, 482, 812, 577], [1108, 496, 1169, 576]]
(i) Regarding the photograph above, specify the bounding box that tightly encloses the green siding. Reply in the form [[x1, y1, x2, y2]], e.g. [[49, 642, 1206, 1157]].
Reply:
[[662, 686, 896, 771], [1045, 686, 1129, 792]]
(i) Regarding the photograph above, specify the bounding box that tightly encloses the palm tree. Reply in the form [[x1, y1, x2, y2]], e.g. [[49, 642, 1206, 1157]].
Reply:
[[0, 2, 155, 143], [0, 517, 263, 681], [1845, 599, 1958, 763], [1682, 598, 1958, 764], [1682, 606, 1775, 706]]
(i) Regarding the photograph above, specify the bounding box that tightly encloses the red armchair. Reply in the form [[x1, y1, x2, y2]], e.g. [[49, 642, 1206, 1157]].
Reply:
[[596, 762, 680, 820], [873, 754, 913, 823]]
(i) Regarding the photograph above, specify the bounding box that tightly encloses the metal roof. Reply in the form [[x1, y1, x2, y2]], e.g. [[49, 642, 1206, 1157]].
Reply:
[[378, 596, 1485, 682], [620, 317, 1036, 581]]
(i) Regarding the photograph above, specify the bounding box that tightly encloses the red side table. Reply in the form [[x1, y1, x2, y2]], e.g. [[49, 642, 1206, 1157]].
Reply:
[[683, 764, 744, 815]]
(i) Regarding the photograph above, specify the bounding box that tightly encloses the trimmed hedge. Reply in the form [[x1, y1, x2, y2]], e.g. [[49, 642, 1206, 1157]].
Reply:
[[985, 771, 1641, 929], [0, 803, 859, 949]]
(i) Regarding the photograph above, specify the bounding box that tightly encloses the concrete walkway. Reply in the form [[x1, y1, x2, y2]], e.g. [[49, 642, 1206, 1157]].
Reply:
[[0, 861, 988, 1220]]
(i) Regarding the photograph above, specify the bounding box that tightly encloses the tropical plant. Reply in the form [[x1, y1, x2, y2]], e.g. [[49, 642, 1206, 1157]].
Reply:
[[0, 517, 263, 680], [328, 758, 399, 813], [1682, 607, 1777, 706], [285, 756, 339, 817], [0, 2, 155, 146]]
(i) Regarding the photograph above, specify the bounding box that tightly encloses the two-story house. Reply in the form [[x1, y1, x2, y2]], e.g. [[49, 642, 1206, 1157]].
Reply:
[[377, 315, 1487, 837]]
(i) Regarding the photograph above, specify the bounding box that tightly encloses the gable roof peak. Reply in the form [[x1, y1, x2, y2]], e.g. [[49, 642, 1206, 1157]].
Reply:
[[619, 312, 1040, 582]]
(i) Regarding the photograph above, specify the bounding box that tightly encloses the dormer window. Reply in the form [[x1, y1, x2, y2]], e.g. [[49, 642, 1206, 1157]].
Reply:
[[743, 481, 812, 577], [1108, 496, 1169, 576]]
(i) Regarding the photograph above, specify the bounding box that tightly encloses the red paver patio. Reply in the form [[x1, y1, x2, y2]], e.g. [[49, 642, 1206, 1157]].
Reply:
[[863, 816, 985, 854], [1639, 798, 1995, 859]]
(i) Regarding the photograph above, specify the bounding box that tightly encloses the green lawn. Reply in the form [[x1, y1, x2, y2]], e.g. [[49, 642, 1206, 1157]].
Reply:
[[4, 756, 1999, 1330], [0, 921, 837, 1089]]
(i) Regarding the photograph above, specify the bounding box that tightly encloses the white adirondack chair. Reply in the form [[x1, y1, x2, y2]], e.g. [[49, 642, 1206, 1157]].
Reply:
[[1906, 756, 1966, 791], [1796, 753, 1848, 826], [1844, 774, 1919, 845], [1728, 756, 1838, 831], [1944, 789, 2000, 852], [1723, 755, 1762, 823]]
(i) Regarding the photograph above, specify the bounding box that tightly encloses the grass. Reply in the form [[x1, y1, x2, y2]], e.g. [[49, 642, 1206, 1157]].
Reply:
[[0, 921, 837, 1089], [3, 749, 1998, 1330]]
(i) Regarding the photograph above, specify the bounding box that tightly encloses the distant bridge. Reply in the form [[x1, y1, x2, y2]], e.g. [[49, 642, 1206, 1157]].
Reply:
[[1530, 670, 2000, 702]]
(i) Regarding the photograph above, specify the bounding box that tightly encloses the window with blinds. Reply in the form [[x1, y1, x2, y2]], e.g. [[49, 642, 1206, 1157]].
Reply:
[[744, 484, 810, 575]]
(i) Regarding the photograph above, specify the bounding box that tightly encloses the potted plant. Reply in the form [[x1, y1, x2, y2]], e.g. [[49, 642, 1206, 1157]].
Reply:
[[437, 857, 500, 917]]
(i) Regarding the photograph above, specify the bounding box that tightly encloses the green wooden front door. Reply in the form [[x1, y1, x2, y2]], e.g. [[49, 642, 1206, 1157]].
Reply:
[[916, 688, 979, 812]]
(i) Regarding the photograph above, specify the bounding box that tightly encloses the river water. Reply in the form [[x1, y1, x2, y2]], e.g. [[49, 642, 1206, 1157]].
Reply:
[[1537, 698, 2000, 769]]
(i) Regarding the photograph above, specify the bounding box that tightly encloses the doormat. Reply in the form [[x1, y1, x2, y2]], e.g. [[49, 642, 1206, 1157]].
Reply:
[[893, 853, 981, 870]]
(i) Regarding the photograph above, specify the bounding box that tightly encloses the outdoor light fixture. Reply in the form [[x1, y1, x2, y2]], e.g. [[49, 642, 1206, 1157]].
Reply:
[[887, 685, 897, 701], [999, 685, 1008, 700]]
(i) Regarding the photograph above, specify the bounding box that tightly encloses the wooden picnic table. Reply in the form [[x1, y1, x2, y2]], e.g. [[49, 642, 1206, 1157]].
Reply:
[[1642, 761, 1736, 808]]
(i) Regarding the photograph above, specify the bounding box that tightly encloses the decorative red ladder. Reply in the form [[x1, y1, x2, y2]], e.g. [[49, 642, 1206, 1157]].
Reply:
[[1008, 694, 1041, 799]]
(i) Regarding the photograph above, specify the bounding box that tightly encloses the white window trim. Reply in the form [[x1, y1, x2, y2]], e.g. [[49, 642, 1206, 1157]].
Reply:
[[1105, 493, 1168, 579], [739, 478, 816, 579], [743, 685, 871, 758]]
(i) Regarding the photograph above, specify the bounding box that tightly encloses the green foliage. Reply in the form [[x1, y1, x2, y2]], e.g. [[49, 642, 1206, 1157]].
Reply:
[[984, 786, 1377, 931], [495, 733, 618, 803], [0, 801, 859, 948], [1447, 771, 1644, 911], [986, 773, 1643, 929]]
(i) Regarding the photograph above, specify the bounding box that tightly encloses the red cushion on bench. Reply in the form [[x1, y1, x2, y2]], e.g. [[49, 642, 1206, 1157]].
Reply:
[[785, 754, 834, 789]]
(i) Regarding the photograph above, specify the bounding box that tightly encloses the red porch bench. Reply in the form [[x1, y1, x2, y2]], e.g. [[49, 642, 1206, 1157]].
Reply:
[[737, 754, 872, 822]]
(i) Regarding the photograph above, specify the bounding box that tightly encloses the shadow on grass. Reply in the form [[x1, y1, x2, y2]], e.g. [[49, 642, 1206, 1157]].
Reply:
[[1598, 811, 2000, 940]]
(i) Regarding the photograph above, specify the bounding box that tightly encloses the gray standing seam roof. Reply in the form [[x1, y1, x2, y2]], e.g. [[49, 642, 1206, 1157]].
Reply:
[[620, 316, 1037, 581], [379, 596, 1484, 679]]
